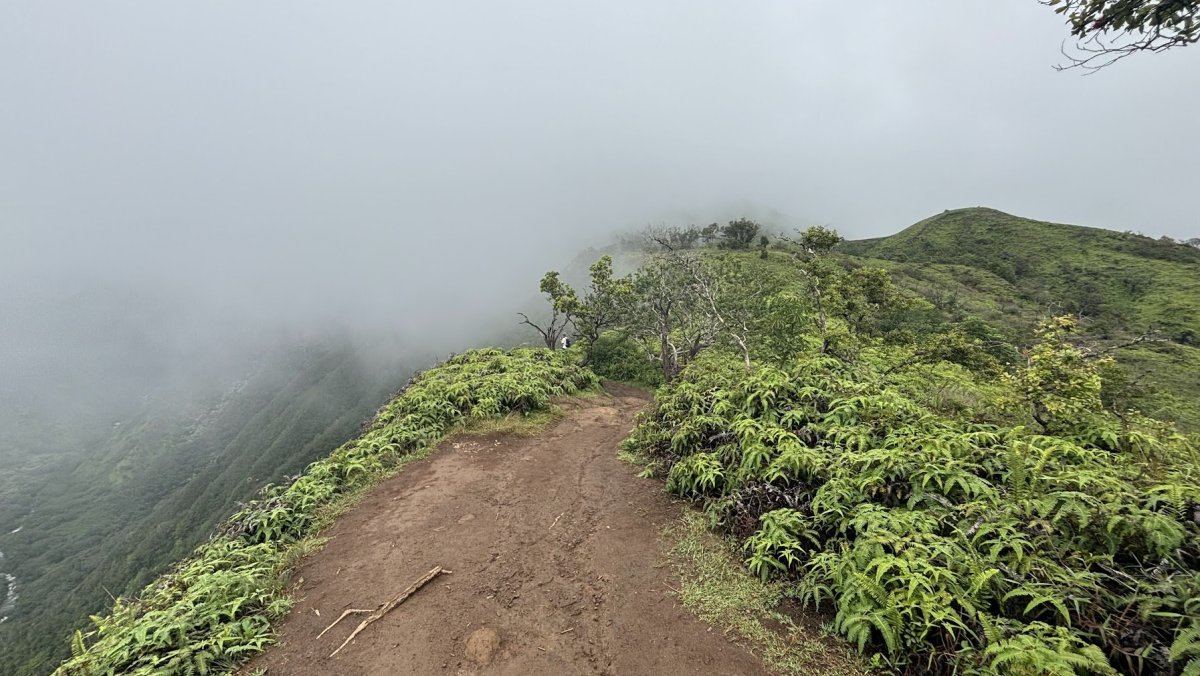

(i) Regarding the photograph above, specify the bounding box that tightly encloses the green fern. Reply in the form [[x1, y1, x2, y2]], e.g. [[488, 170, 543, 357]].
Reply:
[[625, 329, 1200, 675]]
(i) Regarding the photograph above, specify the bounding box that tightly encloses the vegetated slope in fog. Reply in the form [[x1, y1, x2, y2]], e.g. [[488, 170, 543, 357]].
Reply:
[[841, 207, 1200, 430], [0, 288, 432, 675], [0, 213, 609, 675], [0, 287, 241, 508]]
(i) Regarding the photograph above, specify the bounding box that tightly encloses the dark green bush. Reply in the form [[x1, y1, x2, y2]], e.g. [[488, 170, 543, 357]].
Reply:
[[587, 332, 664, 388], [624, 335, 1200, 675]]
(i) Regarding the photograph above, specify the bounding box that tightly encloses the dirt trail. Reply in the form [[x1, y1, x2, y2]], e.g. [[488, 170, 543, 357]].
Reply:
[[247, 383, 769, 676]]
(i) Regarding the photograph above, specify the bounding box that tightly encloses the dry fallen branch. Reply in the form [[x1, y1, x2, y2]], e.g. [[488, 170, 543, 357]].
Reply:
[[322, 566, 452, 657], [316, 608, 373, 639]]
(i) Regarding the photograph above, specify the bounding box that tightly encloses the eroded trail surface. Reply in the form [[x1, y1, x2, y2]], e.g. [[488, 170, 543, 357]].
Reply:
[[248, 384, 768, 676]]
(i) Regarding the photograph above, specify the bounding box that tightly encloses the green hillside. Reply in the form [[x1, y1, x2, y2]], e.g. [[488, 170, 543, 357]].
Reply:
[[840, 208, 1200, 430], [0, 339, 417, 675], [841, 207, 1200, 341], [547, 220, 1200, 674]]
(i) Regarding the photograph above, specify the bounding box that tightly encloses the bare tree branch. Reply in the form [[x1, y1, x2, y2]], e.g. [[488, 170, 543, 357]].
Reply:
[[1042, 0, 1200, 71]]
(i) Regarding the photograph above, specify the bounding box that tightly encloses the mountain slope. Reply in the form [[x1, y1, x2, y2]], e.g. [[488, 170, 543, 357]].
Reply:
[[841, 207, 1200, 341], [0, 338, 418, 675], [840, 207, 1200, 430], [28, 210, 1200, 676]]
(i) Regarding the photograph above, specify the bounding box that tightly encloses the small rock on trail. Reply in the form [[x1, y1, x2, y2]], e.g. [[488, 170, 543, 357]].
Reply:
[[465, 627, 500, 665]]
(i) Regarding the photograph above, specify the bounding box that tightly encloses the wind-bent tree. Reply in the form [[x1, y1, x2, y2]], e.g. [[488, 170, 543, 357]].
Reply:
[[1044, 0, 1200, 69], [518, 270, 578, 349], [627, 255, 718, 382], [678, 255, 773, 369], [643, 225, 702, 252], [573, 256, 634, 357], [782, 226, 846, 354], [719, 218, 761, 250], [796, 225, 843, 256]]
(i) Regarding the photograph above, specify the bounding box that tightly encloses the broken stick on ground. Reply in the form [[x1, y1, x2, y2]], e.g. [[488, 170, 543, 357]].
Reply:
[[319, 565, 452, 657]]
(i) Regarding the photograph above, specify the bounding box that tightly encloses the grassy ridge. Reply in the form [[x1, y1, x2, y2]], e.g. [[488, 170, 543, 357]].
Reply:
[[841, 207, 1200, 342], [570, 218, 1200, 673], [840, 208, 1200, 431], [55, 348, 597, 675]]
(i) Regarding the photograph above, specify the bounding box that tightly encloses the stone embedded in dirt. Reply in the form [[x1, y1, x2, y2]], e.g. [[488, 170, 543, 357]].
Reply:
[[465, 627, 500, 665], [457, 513, 476, 524]]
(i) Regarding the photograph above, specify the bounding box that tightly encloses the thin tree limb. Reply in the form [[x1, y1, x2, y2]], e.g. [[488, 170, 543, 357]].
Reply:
[[327, 566, 452, 657], [317, 608, 373, 639]]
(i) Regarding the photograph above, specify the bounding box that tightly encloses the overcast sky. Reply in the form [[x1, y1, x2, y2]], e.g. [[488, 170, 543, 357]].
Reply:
[[2, 1, 1197, 328]]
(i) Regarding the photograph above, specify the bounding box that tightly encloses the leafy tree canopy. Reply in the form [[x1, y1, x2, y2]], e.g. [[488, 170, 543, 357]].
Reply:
[[720, 218, 762, 250], [1045, 0, 1200, 69]]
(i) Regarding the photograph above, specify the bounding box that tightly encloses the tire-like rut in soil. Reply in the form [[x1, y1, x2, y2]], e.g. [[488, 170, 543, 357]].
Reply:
[[247, 383, 768, 676]]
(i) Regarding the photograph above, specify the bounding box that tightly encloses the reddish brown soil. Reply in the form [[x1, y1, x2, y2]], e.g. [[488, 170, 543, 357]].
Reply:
[[246, 383, 769, 676]]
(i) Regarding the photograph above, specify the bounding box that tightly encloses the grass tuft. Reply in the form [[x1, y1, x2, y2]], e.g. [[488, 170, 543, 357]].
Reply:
[[457, 405, 565, 438], [664, 509, 868, 676]]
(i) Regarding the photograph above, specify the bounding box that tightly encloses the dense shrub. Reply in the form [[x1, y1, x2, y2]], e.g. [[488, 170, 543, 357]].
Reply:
[[624, 332, 1200, 675], [56, 348, 596, 675], [587, 332, 664, 388]]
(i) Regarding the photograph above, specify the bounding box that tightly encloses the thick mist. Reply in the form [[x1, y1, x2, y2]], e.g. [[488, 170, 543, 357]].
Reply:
[[2, 0, 1198, 456], [4, 4, 1199, 322]]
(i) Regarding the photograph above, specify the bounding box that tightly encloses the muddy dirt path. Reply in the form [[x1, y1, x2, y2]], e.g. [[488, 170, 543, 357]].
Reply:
[[247, 383, 768, 676]]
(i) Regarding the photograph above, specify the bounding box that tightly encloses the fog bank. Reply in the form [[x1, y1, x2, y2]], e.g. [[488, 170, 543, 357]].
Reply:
[[2, 1, 1197, 361]]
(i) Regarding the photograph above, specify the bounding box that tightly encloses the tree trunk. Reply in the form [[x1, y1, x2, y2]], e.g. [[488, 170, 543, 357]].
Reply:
[[658, 314, 677, 382], [659, 334, 675, 381], [735, 335, 751, 369]]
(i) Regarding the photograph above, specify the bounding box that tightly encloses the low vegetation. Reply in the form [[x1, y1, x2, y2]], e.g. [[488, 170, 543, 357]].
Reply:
[[55, 348, 597, 675], [522, 211, 1200, 674], [625, 323, 1199, 674], [663, 509, 867, 675]]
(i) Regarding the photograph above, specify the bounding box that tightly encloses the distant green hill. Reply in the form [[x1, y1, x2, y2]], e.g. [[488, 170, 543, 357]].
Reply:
[[840, 207, 1200, 429], [841, 207, 1200, 340]]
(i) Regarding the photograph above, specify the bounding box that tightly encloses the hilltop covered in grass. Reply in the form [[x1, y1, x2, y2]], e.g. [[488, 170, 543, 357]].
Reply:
[[840, 208, 1200, 431], [841, 207, 1200, 342]]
